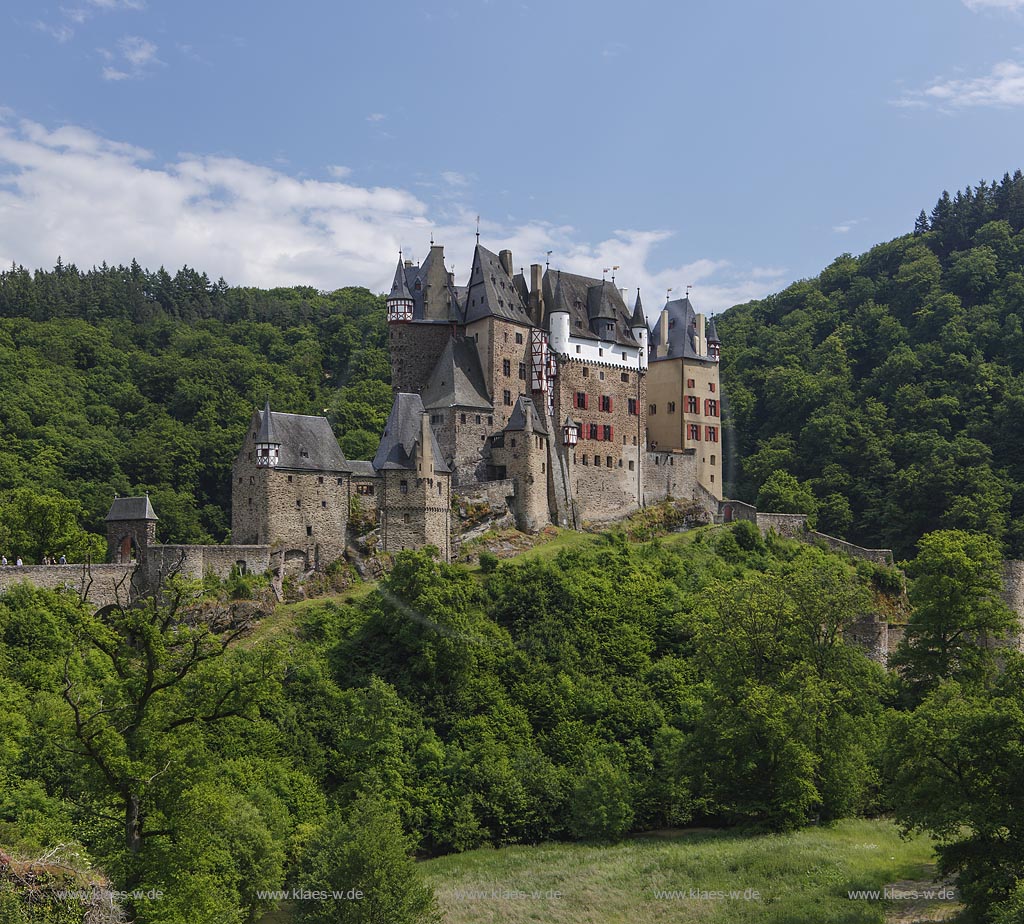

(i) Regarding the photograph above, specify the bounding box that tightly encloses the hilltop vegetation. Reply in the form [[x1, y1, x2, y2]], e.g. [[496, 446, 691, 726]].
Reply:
[[0, 262, 391, 549], [720, 171, 1024, 559]]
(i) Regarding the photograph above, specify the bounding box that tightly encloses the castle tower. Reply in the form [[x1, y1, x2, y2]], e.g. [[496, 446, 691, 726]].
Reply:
[[255, 398, 281, 467], [547, 273, 570, 356], [492, 397, 550, 532], [105, 495, 158, 563], [646, 294, 723, 500], [374, 393, 452, 561], [630, 290, 648, 371], [386, 256, 414, 323]]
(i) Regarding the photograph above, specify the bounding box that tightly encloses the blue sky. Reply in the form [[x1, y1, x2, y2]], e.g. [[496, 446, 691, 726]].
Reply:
[[2, 0, 1024, 315]]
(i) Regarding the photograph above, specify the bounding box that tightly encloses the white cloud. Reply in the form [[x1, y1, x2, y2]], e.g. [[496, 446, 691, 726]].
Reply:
[[832, 218, 866, 234], [963, 0, 1024, 10], [441, 170, 469, 188], [100, 35, 161, 80], [0, 117, 785, 316], [35, 0, 144, 44], [326, 165, 352, 179], [896, 60, 1024, 109], [34, 20, 75, 42], [365, 113, 387, 122]]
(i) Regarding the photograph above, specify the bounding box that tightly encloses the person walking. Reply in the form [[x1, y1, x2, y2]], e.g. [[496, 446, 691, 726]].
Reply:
[[15, 557, 22, 567]]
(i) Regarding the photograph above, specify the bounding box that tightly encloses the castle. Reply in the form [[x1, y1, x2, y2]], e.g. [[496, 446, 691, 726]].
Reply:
[[8, 242, 725, 601]]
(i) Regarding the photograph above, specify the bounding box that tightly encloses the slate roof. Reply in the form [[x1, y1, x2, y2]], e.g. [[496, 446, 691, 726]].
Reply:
[[707, 316, 720, 343], [256, 398, 277, 443], [421, 338, 493, 411], [257, 407, 348, 471], [342, 460, 376, 477], [464, 244, 534, 326], [504, 396, 548, 435], [372, 393, 450, 473], [541, 269, 639, 347], [630, 290, 646, 329], [105, 495, 158, 521], [649, 296, 717, 362], [389, 248, 466, 324]]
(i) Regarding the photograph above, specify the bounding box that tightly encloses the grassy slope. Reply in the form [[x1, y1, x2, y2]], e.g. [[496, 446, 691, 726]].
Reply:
[[421, 819, 946, 924]]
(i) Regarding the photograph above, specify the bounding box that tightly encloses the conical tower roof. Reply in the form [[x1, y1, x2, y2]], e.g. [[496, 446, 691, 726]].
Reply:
[[387, 256, 413, 301], [630, 290, 646, 328], [707, 316, 720, 343], [256, 398, 278, 444]]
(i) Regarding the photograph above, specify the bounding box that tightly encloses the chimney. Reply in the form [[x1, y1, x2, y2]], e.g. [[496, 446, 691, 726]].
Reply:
[[418, 413, 434, 478], [404, 259, 413, 269], [499, 249, 513, 278], [695, 313, 706, 356], [448, 271, 455, 286], [530, 263, 544, 325], [659, 308, 670, 350]]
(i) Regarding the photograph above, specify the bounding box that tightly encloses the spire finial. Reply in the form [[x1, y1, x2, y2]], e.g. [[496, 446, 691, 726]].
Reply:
[[430, 231, 434, 245], [475, 215, 480, 244], [546, 250, 552, 270]]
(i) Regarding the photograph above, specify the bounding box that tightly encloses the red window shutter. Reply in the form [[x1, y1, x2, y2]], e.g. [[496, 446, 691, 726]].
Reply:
[[704, 399, 710, 416], [607, 397, 613, 412], [584, 393, 589, 410], [609, 426, 614, 441]]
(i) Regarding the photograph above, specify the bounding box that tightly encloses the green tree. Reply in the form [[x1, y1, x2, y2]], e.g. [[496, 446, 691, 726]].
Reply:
[[0, 489, 105, 564], [756, 470, 817, 520], [298, 795, 439, 924], [891, 530, 1018, 702]]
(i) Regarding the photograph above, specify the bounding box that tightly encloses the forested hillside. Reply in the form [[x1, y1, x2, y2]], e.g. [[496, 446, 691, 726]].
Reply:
[[719, 171, 1024, 558], [0, 262, 391, 548]]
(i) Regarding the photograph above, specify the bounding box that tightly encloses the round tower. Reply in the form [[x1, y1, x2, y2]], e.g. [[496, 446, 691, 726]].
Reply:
[[548, 272, 570, 355], [386, 254, 414, 322], [630, 289, 648, 370]]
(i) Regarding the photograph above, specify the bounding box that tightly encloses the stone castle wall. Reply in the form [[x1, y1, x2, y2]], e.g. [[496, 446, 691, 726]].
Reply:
[[389, 321, 452, 395], [553, 358, 645, 523], [379, 470, 452, 561], [643, 450, 699, 506], [0, 563, 136, 608], [465, 317, 533, 433], [454, 478, 514, 516], [495, 431, 549, 532], [143, 544, 272, 585]]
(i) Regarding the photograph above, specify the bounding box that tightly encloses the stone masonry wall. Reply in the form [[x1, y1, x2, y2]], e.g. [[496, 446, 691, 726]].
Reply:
[[389, 321, 452, 395], [808, 531, 894, 565], [495, 432, 549, 532], [553, 357, 645, 523], [432, 406, 494, 485], [453, 478, 514, 516], [0, 563, 136, 609], [466, 316, 534, 435], [643, 450, 699, 506], [380, 470, 452, 562], [143, 544, 272, 585]]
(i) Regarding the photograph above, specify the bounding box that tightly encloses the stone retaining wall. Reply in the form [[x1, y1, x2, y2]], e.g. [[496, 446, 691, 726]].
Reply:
[[0, 563, 136, 608]]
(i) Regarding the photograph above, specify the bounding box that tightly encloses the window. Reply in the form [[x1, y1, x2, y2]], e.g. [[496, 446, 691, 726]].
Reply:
[[706, 398, 719, 417], [581, 454, 588, 465], [709, 382, 716, 392], [710, 455, 716, 465], [582, 367, 589, 377], [600, 395, 613, 412], [306, 526, 313, 537], [628, 460, 635, 471], [337, 478, 344, 485], [595, 455, 601, 466], [603, 425, 613, 441], [321, 500, 327, 508], [249, 476, 255, 485], [606, 455, 613, 468], [356, 484, 374, 496], [687, 396, 699, 414], [706, 426, 719, 442], [476, 415, 482, 424], [503, 389, 512, 406], [403, 513, 410, 524], [400, 480, 408, 494], [589, 423, 599, 440], [503, 359, 511, 376], [576, 344, 581, 353], [599, 348, 604, 357], [300, 449, 309, 458], [575, 391, 588, 409], [667, 401, 676, 413], [628, 398, 638, 416], [461, 413, 467, 424], [519, 362, 526, 380], [689, 424, 701, 441], [515, 332, 524, 344], [599, 370, 605, 380], [687, 378, 695, 389], [318, 476, 324, 484], [248, 497, 252, 506], [287, 475, 293, 483], [296, 499, 301, 508], [488, 416, 493, 425], [510, 438, 517, 448], [621, 372, 629, 383], [649, 403, 657, 415]]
